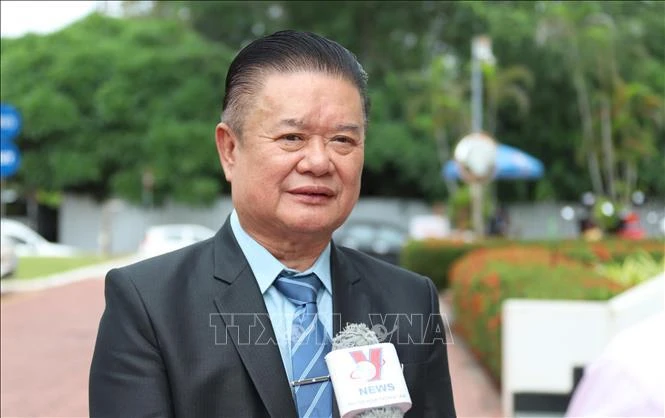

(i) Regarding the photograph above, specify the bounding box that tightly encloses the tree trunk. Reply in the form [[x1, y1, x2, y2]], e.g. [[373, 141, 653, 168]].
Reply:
[[569, 36, 605, 197], [573, 71, 604, 196], [600, 96, 616, 200], [624, 161, 637, 208]]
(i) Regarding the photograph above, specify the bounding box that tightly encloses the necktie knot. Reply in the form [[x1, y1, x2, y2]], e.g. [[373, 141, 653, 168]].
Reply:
[[274, 271, 322, 306]]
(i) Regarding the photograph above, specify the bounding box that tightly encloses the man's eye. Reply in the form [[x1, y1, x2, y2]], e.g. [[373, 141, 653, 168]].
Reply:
[[332, 136, 353, 144], [282, 134, 303, 141]]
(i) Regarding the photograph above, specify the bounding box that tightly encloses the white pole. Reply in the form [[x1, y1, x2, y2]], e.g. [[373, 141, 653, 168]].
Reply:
[[471, 37, 485, 238], [472, 45, 483, 132]]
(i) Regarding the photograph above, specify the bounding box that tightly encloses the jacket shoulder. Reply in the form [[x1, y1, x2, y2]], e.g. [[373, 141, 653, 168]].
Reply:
[[335, 245, 434, 290], [109, 238, 214, 291]]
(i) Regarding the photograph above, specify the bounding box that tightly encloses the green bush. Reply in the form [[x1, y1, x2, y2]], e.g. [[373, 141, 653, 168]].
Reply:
[[592, 197, 624, 231], [403, 234, 663, 384], [597, 251, 664, 287], [449, 246, 628, 384], [400, 237, 663, 289], [400, 239, 482, 289], [402, 237, 662, 382], [558, 239, 664, 265], [448, 185, 494, 230]]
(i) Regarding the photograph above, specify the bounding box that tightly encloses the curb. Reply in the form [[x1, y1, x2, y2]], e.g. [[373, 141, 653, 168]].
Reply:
[[0, 255, 141, 294]]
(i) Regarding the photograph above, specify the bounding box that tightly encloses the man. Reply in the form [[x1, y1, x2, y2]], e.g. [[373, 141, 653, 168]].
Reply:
[[89, 30, 456, 418]]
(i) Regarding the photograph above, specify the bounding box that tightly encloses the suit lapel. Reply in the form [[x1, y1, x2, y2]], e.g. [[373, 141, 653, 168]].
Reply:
[[331, 243, 373, 334], [331, 243, 375, 418], [211, 219, 297, 417]]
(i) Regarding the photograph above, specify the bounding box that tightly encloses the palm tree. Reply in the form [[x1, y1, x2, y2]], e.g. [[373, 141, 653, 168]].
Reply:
[[611, 78, 664, 206], [403, 52, 470, 195], [536, 2, 605, 196], [538, 3, 663, 208], [483, 64, 534, 136]]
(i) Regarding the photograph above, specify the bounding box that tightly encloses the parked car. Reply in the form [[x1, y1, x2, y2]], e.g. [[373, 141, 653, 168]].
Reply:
[[0, 218, 80, 257], [1, 235, 18, 279], [138, 224, 217, 257], [333, 220, 408, 265]]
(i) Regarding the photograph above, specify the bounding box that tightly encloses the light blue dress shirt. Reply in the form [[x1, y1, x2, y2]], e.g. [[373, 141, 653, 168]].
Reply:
[[229, 210, 333, 383]]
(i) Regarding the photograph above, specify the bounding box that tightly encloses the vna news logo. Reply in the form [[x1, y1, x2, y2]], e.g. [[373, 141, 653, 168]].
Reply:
[[349, 347, 385, 382], [349, 347, 397, 395]]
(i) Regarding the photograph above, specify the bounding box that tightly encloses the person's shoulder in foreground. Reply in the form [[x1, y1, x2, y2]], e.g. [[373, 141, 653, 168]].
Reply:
[[566, 312, 664, 417]]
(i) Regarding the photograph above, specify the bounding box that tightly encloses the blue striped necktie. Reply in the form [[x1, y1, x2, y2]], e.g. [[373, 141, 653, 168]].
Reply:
[[274, 270, 332, 418]]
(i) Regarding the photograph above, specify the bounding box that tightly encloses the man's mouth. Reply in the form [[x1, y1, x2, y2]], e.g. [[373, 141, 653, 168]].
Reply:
[[288, 186, 335, 198]]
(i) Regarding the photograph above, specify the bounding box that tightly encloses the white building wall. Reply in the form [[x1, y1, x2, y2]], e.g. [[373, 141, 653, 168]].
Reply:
[[58, 194, 664, 255], [59, 195, 433, 255]]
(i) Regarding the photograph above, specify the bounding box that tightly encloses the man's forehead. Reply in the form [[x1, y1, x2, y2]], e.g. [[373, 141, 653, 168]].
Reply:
[[247, 72, 364, 132], [272, 118, 362, 134]]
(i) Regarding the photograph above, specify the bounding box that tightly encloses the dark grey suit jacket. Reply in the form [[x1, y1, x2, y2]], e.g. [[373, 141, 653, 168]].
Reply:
[[89, 219, 456, 417]]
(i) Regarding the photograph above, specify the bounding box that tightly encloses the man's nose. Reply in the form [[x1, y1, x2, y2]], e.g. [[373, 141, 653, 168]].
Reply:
[[297, 138, 333, 176]]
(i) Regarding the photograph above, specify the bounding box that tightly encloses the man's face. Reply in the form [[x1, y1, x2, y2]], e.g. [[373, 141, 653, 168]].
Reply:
[[216, 71, 365, 241]]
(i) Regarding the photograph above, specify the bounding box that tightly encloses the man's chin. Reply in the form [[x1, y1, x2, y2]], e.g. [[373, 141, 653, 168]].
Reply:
[[288, 222, 335, 236], [281, 216, 340, 237]]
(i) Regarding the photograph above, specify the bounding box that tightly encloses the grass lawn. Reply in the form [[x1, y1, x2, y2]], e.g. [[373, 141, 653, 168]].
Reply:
[[13, 255, 116, 279]]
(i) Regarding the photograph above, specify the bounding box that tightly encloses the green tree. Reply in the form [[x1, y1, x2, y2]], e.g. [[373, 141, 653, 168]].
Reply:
[[484, 64, 534, 136], [535, 1, 665, 202], [403, 52, 470, 196], [1, 13, 233, 205], [6, 1, 662, 205], [610, 79, 664, 206], [536, 2, 607, 196]]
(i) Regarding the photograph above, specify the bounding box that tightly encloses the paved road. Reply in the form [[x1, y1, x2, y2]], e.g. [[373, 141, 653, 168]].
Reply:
[[1, 279, 105, 417], [1, 276, 501, 417]]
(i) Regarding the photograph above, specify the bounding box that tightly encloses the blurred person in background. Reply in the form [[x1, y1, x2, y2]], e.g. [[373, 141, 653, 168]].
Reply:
[[616, 211, 645, 240], [409, 202, 451, 240], [565, 312, 664, 417], [89, 30, 456, 418], [487, 205, 510, 238]]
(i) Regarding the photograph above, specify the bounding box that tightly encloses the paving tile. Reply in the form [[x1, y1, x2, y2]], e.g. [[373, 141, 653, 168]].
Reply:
[[1, 279, 104, 417], [441, 294, 503, 418]]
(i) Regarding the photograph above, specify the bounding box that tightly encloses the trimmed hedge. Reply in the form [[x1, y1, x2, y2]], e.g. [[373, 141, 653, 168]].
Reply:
[[449, 246, 629, 384], [400, 238, 664, 289], [399, 239, 509, 288]]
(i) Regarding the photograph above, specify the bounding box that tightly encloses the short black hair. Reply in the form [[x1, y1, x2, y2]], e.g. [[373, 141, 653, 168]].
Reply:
[[221, 30, 370, 135]]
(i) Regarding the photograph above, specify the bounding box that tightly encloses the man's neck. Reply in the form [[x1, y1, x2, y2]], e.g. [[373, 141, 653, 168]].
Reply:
[[249, 233, 329, 272], [234, 213, 331, 271]]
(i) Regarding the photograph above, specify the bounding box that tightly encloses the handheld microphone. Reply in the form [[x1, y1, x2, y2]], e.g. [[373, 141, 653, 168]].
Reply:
[[325, 323, 411, 418]]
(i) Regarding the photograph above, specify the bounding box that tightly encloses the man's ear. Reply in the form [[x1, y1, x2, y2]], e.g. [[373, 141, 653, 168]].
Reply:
[[215, 122, 238, 182]]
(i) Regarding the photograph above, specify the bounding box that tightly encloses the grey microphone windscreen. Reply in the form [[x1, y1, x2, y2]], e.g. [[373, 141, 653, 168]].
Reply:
[[332, 323, 379, 350]]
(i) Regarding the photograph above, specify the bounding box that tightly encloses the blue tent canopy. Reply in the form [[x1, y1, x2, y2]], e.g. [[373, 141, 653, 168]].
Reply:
[[442, 143, 544, 181]]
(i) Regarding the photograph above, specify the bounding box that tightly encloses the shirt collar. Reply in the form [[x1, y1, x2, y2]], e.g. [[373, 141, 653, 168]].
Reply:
[[229, 210, 332, 295]]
